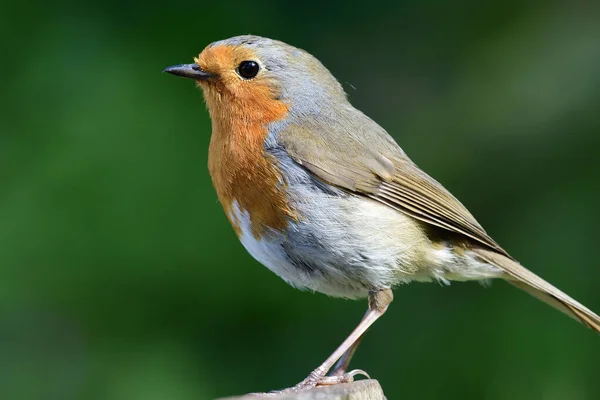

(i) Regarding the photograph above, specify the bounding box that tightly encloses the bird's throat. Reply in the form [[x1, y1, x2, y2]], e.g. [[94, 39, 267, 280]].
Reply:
[[206, 100, 296, 240]]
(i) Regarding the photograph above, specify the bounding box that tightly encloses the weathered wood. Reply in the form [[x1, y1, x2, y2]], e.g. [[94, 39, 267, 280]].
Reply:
[[218, 379, 386, 400]]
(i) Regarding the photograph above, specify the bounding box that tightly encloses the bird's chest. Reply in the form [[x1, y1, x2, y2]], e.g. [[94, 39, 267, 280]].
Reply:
[[207, 127, 295, 239]]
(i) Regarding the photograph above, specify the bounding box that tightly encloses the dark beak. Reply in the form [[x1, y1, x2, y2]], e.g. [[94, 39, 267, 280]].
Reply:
[[163, 64, 212, 80]]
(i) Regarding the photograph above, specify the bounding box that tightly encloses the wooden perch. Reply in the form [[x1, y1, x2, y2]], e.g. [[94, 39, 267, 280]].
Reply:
[[218, 379, 386, 400]]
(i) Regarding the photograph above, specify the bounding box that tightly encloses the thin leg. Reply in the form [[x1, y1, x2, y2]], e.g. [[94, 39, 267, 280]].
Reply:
[[268, 288, 393, 395], [328, 331, 365, 376], [329, 309, 371, 376]]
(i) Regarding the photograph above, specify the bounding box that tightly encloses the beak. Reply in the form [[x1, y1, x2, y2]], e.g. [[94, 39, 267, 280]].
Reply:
[[163, 63, 212, 80]]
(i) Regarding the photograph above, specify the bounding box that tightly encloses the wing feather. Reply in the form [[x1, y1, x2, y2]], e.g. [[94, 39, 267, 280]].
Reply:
[[278, 122, 510, 257], [276, 120, 600, 332]]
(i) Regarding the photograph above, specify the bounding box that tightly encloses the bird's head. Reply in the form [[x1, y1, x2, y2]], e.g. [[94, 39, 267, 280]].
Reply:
[[164, 35, 347, 124]]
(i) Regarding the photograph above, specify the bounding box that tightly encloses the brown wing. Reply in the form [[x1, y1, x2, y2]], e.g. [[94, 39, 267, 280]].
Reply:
[[278, 121, 512, 259], [279, 120, 600, 333]]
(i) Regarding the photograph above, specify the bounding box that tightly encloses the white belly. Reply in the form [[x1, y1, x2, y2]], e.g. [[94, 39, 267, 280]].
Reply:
[[228, 187, 503, 299], [228, 201, 303, 288]]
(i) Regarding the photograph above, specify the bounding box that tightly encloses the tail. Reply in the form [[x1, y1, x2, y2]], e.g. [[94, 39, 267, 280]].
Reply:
[[473, 248, 600, 333]]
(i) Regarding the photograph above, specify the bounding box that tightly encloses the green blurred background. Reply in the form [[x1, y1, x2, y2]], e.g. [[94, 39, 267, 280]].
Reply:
[[2, 1, 599, 399]]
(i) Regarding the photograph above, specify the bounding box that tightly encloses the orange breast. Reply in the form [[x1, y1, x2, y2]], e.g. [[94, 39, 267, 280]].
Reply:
[[205, 79, 296, 239]]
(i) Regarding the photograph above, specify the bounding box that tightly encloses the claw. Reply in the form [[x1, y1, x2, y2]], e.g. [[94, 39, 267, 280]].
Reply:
[[255, 368, 371, 395], [348, 369, 370, 379], [316, 369, 370, 386]]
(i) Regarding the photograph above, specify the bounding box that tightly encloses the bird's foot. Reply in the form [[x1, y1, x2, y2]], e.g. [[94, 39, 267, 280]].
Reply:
[[251, 369, 370, 397], [328, 362, 370, 378], [319, 369, 370, 384]]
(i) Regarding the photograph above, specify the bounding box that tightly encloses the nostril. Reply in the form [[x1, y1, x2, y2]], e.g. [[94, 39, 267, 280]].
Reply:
[[192, 64, 202, 71]]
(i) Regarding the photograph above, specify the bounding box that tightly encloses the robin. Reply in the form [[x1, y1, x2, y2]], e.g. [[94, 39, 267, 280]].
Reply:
[[164, 35, 599, 393]]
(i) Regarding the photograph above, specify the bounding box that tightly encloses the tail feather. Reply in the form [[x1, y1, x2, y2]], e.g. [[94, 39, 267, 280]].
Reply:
[[472, 248, 600, 333]]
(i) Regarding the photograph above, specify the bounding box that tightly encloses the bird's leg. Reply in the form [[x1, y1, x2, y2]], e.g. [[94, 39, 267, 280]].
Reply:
[[267, 289, 393, 395], [328, 330, 365, 377], [293, 289, 393, 388], [328, 309, 372, 377]]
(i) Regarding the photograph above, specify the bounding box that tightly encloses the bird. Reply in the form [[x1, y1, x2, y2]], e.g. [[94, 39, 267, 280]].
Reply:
[[164, 35, 600, 393]]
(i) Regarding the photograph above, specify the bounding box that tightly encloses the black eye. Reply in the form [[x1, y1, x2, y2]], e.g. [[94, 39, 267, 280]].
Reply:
[[237, 60, 260, 79]]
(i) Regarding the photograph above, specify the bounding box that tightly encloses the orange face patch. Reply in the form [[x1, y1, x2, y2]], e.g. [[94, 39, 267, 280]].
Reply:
[[196, 45, 296, 238], [194, 45, 283, 120]]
